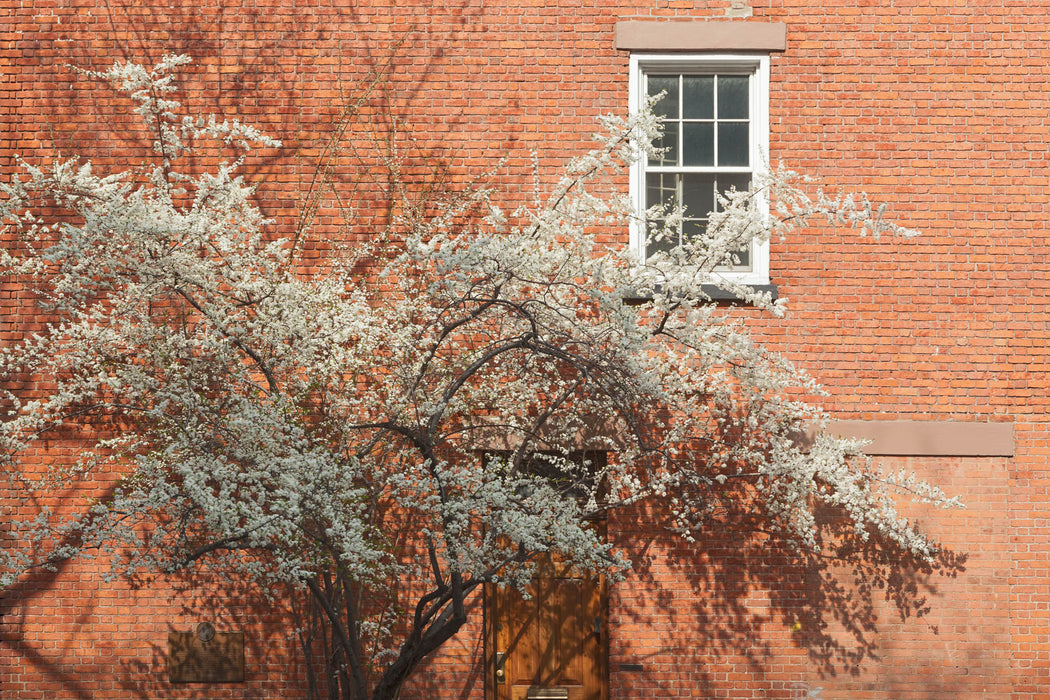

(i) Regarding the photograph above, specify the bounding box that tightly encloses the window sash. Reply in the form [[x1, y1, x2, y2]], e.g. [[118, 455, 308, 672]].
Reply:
[[645, 73, 752, 170]]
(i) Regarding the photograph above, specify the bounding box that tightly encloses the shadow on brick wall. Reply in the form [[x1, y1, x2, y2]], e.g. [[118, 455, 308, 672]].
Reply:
[[609, 500, 967, 697]]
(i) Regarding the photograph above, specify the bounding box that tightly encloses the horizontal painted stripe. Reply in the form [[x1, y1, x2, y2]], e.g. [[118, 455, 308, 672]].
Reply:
[[828, 420, 1014, 457], [615, 21, 788, 52]]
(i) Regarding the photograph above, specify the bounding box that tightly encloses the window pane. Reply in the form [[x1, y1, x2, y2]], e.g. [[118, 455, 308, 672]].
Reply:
[[649, 121, 679, 166], [682, 174, 716, 220], [718, 174, 752, 269], [646, 172, 678, 210], [646, 218, 677, 256], [717, 123, 749, 166], [647, 75, 679, 119], [727, 243, 751, 268], [716, 174, 752, 210], [682, 218, 707, 244], [682, 75, 714, 119], [682, 122, 714, 166], [717, 76, 749, 119]]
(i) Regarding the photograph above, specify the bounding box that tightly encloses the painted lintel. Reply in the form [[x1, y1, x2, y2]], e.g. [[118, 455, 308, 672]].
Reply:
[[615, 21, 788, 52]]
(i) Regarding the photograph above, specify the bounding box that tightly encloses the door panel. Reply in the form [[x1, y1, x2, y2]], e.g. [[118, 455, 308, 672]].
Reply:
[[487, 558, 606, 700]]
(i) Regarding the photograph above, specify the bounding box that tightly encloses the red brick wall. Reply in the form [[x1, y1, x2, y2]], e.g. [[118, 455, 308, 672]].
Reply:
[[601, 457, 1014, 699], [2, 0, 1044, 698], [1, 568, 306, 699]]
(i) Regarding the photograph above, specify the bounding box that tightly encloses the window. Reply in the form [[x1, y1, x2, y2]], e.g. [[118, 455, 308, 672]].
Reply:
[[485, 451, 607, 506], [629, 54, 770, 284]]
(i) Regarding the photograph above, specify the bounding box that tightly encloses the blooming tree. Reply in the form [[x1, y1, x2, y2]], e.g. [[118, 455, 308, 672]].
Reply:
[[0, 57, 958, 699]]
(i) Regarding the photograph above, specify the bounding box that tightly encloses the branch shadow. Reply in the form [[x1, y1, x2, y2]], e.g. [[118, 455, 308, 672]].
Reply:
[[0, 565, 100, 700], [609, 500, 967, 697]]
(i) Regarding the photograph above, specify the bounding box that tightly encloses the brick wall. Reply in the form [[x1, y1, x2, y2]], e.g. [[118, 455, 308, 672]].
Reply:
[[2, 0, 1044, 698]]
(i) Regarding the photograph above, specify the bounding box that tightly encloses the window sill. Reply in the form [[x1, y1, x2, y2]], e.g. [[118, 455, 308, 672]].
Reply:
[[624, 283, 778, 306]]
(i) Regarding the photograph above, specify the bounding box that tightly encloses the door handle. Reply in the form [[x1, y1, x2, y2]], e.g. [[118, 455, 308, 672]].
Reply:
[[495, 651, 506, 684]]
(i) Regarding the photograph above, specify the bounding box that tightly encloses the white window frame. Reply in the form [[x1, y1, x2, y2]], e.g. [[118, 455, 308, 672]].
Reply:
[[629, 53, 771, 285]]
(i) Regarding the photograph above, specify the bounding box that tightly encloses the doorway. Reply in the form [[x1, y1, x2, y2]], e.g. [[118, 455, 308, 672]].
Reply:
[[485, 556, 607, 700]]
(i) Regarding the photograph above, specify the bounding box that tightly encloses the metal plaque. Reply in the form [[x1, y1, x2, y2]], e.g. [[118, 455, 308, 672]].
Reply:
[[526, 688, 569, 700], [167, 628, 244, 683]]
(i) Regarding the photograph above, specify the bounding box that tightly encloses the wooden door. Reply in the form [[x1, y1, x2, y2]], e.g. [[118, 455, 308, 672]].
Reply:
[[486, 558, 606, 700]]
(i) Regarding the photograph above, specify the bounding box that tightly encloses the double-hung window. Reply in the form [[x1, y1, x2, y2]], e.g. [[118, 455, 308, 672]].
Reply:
[[629, 54, 770, 285]]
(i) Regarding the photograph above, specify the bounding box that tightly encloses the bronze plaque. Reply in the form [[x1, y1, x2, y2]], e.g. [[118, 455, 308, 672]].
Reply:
[[167, 629, 244, 683]]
